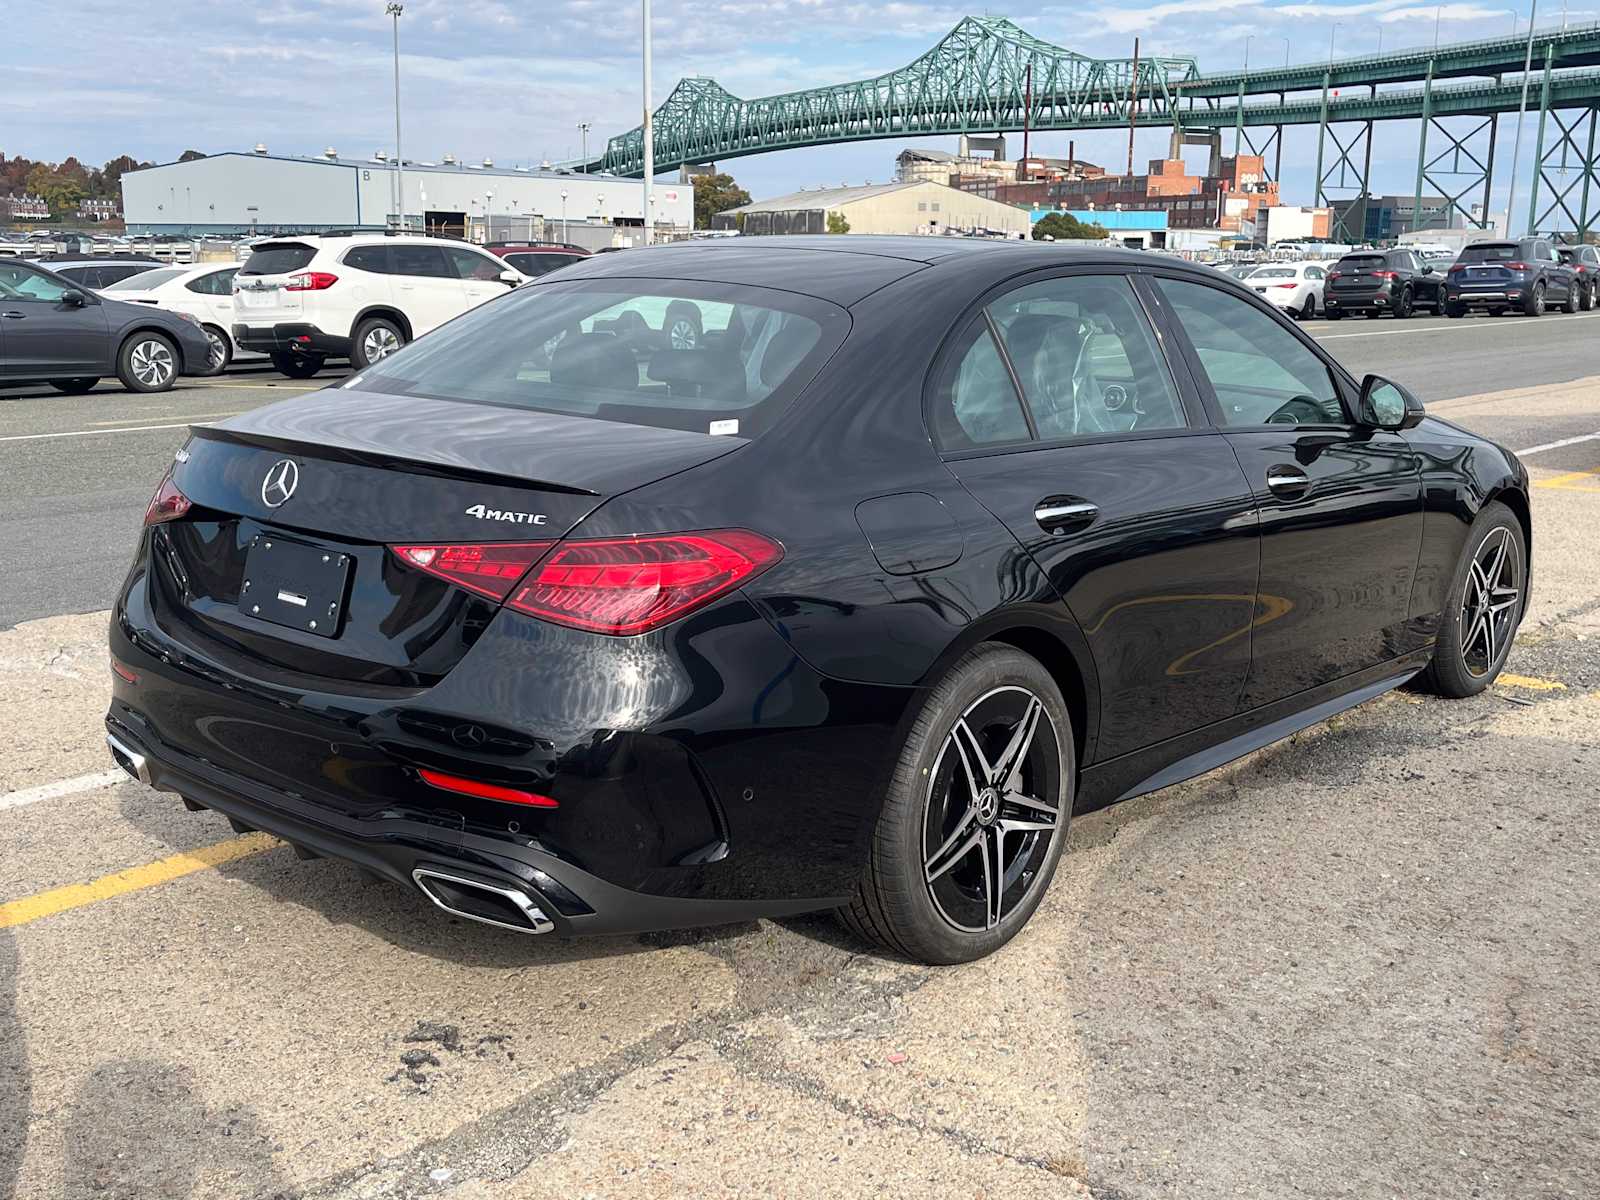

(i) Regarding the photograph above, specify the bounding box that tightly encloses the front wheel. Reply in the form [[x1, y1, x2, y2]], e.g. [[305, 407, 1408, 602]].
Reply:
[[269, 351, 325, 379], [117, 333, 179, 393], [1422, 501, 1526, 698], [838, 645, 1073, 964], [49, 378, 100, 394]]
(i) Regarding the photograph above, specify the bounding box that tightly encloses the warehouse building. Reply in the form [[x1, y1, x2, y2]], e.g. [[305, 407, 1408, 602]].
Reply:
[[714, 180, 1029, 238], [120, 149, 692, 246]]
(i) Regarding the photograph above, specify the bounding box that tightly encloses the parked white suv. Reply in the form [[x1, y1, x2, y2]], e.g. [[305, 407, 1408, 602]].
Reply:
[[231, 234, 526, 377]]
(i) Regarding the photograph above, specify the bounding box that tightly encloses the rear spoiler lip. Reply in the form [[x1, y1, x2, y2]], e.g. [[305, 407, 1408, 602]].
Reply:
[[187, 424, 601, 497]]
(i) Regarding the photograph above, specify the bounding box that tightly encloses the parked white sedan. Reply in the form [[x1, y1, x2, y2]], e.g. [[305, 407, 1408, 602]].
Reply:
[[100, 263, 261, 371], [1244, 261, 1327, 320]]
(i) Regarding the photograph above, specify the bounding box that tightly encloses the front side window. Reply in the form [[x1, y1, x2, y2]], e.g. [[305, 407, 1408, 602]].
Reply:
[[1157, 277, 1344, 427], [0, 262, 73, 302], [929, 320, 1031, 449], [988, 275, 1185, 438], [444, 247, 504, 282], [345, 279, 847, 440], [56, 266, 97, 287]]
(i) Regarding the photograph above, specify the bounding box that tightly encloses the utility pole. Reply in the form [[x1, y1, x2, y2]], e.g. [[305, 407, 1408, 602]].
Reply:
[[1506, 0, 1539, 236], [1020, 63, 1032, 182], [386, 2, 405, 231], [642, 0, 654, 244], [579, 123, 591, 172]]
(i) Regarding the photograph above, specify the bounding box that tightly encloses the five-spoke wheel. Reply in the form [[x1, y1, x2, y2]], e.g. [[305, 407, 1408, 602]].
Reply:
[[1424, 500, 1525, 697]]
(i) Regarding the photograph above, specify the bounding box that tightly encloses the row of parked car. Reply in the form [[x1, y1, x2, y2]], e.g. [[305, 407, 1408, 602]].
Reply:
[[1219, 238, 1600, 320], [0, 235, 591, 393]]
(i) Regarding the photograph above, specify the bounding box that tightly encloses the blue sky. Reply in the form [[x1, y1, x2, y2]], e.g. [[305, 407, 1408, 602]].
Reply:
[[1, 0, 1589, 212]]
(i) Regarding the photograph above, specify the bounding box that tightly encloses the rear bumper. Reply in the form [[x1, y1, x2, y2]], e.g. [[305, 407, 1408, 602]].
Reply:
[[232, 322, 351, 358], [104, 712, 842, 938], [1324, 290, 1393, 312], [1447, 290, 1522, 306]]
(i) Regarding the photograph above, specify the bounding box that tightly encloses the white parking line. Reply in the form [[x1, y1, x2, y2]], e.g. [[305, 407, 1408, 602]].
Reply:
[[1515, 431, 1600, 456], [1312, 311, 1600, 340], [0, 769, 126, 814], [0, 415, 246, 444]]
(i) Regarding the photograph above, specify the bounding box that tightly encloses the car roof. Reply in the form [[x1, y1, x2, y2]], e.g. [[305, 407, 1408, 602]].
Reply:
[[549, 236, 1208, 307]]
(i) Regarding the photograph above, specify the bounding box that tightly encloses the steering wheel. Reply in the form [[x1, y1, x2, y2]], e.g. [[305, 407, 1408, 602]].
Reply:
[[1265, 395, 1327, 426]]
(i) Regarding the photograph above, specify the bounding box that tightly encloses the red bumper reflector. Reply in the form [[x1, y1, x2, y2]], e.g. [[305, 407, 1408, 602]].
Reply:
[[111, 659, 139, 684], [418, 768, 558, 808]]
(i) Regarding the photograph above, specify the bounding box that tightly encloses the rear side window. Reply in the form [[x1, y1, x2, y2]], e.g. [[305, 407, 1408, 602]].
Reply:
[[930, 321, 1031, 449], [346, 280, 848, 440], [241, 243, 317, 275], [343, 246, 391, 274], [96, 264, 156, 287], [56, 266, 96, 286], [185, 268, 237, 295], [391, 245, 451, 278], [1457, 243, 1519, 264]]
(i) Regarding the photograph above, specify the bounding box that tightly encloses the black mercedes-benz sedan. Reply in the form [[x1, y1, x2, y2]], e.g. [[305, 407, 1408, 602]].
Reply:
[[106, 238, 1531, 963]]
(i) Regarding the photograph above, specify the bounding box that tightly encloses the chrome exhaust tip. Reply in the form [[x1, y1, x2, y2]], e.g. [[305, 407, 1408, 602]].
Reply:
[[106, 732, 151, 786], [412, 868, 554, 935]]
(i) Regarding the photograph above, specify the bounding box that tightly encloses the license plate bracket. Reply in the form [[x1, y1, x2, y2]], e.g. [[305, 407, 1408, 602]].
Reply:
[[239, 535, 351, 638]]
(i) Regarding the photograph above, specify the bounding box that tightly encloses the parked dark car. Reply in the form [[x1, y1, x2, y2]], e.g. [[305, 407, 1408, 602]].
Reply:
[[106, 239, 1531, 963], [1324, 247, 1443, 318], [1556, 244, 1599, 310], [485, 242, 590, 279], [0, 258, 215, 393], [1444, 238, 1578, 317], [28, 254, 164, 291]]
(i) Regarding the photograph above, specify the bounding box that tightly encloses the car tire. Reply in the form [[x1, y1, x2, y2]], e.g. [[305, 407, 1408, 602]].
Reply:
[[1581, 284, 1595, 312], [201, 325, 232, 375], [1489, 307, 1508, 317], [837, 644, 1073, 964], [1445, 302, 1467, 318], [269, 351, 325, 380], [1561, 285, 1579, 314], [351, 316, 406, 368], [1299, 294, 1316, 320], [1422, 501, 1526, 699], [1523, 284, 1545, 317], [1393, 288, 1413, 319], [117, 332, 180, 394], [664, 301, 703, 351], [1325, 310, 1344, 321], [48, 378, 100, 395]]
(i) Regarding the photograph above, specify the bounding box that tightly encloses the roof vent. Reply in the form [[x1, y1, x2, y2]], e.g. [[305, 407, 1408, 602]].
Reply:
[[442, 152, 457, 165], [374, 149, 388, 162], [323, 147, 338, 159], [253, 143, 269, 155], [482, 157, 494, 168]]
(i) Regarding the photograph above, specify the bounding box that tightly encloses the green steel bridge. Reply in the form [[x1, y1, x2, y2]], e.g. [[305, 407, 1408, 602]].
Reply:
[[579, 16, 1600, 239]]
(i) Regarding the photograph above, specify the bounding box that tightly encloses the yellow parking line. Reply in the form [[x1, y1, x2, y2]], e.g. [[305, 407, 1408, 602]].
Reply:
[[0, 832, 278, 930], [1496, 673, 1567, 692], [1534, 467, 1600, 491]]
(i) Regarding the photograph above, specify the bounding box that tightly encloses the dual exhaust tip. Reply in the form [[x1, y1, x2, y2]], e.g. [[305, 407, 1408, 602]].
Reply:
[[108, 732, 554, 937]]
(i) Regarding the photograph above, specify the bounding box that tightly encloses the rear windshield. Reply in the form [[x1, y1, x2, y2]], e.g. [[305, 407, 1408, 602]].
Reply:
[[345, 279, 849, 440], [505, 252, 580, 277], [1457, 243, 1519, 263], [1336, 255, 1387, 270], [1250, 267, 1297, 279], [240, 243, 317, 276], [103, 267, 187, 291]]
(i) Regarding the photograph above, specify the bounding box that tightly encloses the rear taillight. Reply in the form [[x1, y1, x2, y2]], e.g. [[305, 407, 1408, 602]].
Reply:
[[1327, 271, 1341, 280], [390, 542, 555, 602], [506, 530, 784, 635], [1272, 283, 1297, 289], [1448, 263, 1465, 272], [284, 271, 338, 291], [1506, 262, 1529, 271], [143, 472, 191, 525], [1372, 270, 1398, 280]]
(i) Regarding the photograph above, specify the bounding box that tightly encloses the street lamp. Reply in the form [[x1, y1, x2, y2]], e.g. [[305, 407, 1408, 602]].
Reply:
[[386, 3, 406, 231], [578, 123, 591, 172], [560, 188, 569, 243], [1506, 0, 1540, 237], [1236, 35, 1252, 155], [642, 0, 654, 245], [484, 190, 494, 242]]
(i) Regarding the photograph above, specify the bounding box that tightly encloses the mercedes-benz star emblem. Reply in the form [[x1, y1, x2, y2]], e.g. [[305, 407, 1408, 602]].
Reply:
[[261, 459, 299, 508]]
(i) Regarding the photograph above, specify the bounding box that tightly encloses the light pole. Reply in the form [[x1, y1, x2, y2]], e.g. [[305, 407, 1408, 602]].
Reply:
[[1283, 37, 1291, 68], [578, 123, 591, 172], [642, 0, 654, 245], [484, 190, 494, 242], [561, 189, 569, 243], [1236, 36, 1252, 155], [1506, 0, 1539, 236], [386, 3, 406, 231]]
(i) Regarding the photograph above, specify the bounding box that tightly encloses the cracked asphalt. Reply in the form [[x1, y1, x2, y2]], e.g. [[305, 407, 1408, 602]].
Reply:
[[1, 352, 1598, 1198]]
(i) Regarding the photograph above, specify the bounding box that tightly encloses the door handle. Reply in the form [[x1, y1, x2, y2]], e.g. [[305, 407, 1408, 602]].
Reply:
[[1, 311, 24, 319], [1266, 466, 1312, 495], [1035, 497, 1099, 533]]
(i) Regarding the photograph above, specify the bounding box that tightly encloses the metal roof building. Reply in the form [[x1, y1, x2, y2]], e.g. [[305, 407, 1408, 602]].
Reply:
[[715, 180, 1029, 237], [120, 150, 692, 242]]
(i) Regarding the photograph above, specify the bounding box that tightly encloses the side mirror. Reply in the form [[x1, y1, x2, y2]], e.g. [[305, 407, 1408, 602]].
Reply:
[[498, 269, 521, 286], [1359, 374, 1425, 431], [62, 290, 89, 307]]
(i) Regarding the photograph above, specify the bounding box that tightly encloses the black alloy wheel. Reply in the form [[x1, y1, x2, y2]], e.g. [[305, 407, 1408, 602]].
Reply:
[[1424, 502, 1525, 697]]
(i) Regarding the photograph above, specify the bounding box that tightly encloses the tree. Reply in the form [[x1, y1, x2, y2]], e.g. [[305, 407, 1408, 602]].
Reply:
[[826, 211, 850, 235], [1032, 211, 1107, 241], [178, 149, 207, 163], [692, 171, 750, 228]]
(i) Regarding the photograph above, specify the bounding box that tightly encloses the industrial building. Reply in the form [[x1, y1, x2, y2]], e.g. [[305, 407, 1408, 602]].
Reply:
[[1328, 193, 1461, 242], [714, 180, 1029, 237], [120, 149, 692, 245]]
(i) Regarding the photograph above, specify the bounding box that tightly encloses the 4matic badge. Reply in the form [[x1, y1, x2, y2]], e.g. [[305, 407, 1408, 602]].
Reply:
[[464, 504, 548, 525]]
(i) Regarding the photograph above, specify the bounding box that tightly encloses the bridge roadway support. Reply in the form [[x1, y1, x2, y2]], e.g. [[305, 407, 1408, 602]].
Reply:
[[959, 133, 1008, 159], [1168, 127, 1222, 175], [1314, 82, 1376, 243]]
